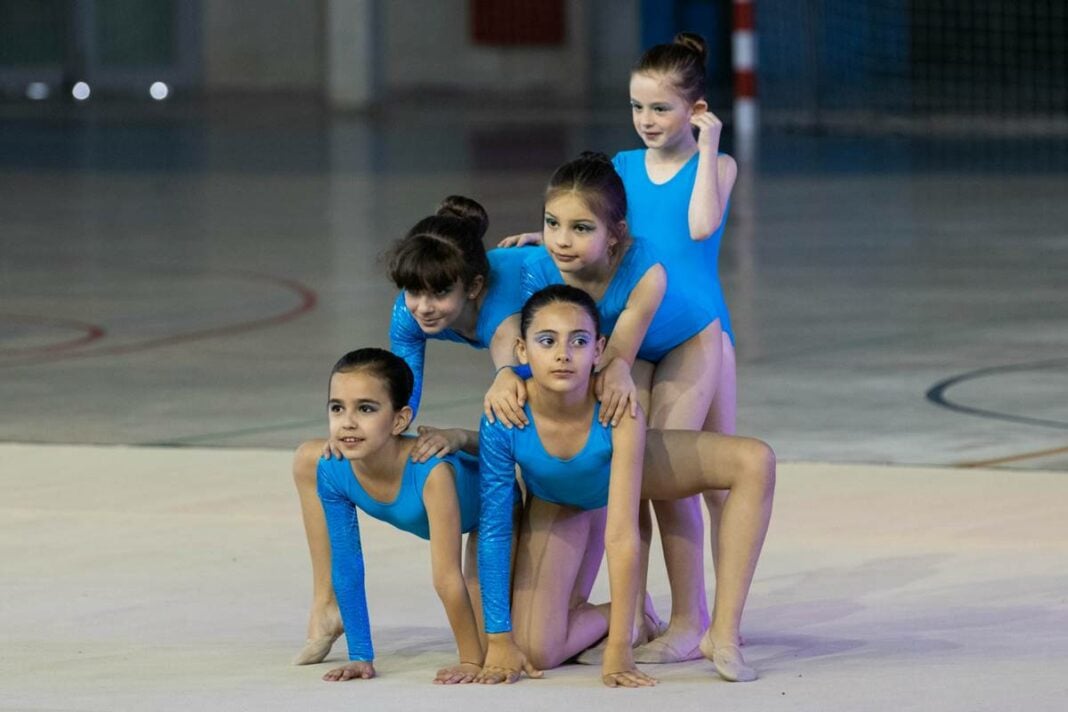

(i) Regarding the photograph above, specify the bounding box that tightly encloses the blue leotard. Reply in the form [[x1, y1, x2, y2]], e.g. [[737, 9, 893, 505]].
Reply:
[[521, 238, 715, 363], [318, 444, 481, 661], [390, 247, 530, 416], [478, 402, 613, 634], [612, 149, 733, 341]]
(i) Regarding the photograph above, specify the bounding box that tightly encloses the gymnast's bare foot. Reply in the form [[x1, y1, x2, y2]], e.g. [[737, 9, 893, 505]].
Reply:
[[632, 623, 707, 664], [294, 604, 344, 665], [699, 627, 756, 682]]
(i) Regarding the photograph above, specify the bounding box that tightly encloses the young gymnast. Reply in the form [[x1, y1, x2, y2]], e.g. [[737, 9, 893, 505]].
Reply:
[[518, 152, 729, 661], [501, 33, 740, 663], [476, 285, 773, 686], [293, 196, 529, 665], [313, 347, 494, 684]]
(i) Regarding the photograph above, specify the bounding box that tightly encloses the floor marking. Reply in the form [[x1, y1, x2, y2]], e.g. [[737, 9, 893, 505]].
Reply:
[[926, 357, 1068, 431], [955, 443, 1068, 468], [0, 314, 106, 357], [0, 270, 316, 368]]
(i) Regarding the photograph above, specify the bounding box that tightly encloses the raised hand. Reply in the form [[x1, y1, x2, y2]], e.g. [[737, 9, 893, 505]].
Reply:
[[690, 109, 723, 152]]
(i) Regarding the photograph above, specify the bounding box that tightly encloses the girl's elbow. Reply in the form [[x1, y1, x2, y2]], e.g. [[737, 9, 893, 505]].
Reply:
[[432, 571, 467, 600]]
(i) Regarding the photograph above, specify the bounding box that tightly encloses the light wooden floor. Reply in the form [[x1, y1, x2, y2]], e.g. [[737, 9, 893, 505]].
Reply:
[[3, 443, 1066, 711]]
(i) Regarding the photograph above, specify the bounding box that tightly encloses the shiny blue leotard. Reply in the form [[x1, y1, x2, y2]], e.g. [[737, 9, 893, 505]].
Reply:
[[390, 247, 529, 416], [318, 444, 481, 661], [520, 238, 715, 363], [478, 402, 613, 634], [612, 149, 733, 341]]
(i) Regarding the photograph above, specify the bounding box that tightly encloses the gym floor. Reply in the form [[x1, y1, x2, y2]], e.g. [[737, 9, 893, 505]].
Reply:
[[2, 98, 1066, 709]]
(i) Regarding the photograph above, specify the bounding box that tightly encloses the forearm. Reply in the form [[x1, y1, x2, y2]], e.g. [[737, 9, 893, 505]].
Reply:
[[450, 428, 479, 456], [319, 487, 375, 662], [604, 533, 641, 648], [688, 147, 726, 240], [436, 573, 485, 664]]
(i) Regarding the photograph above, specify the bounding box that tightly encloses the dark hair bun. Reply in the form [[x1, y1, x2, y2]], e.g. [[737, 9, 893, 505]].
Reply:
[[437, 195, 489, 240], [673, 32, 707, 62], [577, 150, 612, 165]]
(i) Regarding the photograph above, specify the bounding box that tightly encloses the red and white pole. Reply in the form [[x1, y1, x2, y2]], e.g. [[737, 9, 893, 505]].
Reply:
[[732, 0, 758, 158]]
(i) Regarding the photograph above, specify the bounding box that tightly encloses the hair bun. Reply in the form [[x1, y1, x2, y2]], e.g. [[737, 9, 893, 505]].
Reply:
[[673, 32, 707, 62], [577, 150, 612, 165], [437, 195, 489, 240]]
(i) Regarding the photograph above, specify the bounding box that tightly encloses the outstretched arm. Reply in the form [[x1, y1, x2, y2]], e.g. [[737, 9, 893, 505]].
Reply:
[[317, 464, 376, 680], [424, 465, 484, 683], [688, 110, 738, 240], [601, 411, 656, 688], [596, 265, 666, 426], [475, 417, 542, 684]]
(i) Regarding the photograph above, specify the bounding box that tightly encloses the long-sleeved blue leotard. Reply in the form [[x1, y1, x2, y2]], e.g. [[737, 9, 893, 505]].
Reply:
[[478, 402, 612, 634], [520, 237, 715, 363], [317, 445, 480, 661], [612, 149, 733, 340], [390, 247, 530, 416]]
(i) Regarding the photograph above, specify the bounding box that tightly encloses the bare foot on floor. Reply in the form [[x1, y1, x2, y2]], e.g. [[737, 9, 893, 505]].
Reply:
[[699, 628, 756, 682], [294, 605, 344, 665], [632, 624, 707, 664]]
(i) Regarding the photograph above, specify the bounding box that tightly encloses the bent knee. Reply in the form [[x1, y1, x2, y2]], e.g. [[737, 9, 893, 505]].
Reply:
[[525, 642, 564, 671], [513, 623, 565, 670], [742, 439, 776, 494]]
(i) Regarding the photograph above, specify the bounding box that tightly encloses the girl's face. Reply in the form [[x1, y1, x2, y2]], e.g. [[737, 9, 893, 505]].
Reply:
[[543, 192, 619, 275], [328, 370, 411, 459], [628, 71, 706, 152], [517, 301, 604, 393], [403, 278, 480, 334]]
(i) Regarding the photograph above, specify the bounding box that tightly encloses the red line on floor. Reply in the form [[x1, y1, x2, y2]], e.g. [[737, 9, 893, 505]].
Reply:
[[0, 314, 107, 357], [0, 270, 317, 367]]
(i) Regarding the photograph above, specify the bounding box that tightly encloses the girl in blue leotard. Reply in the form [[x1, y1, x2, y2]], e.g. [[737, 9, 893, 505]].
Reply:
[[501, 34, 740, 663], [309, 347, 493, 684], [294, 196, 529, 665], [475, 285, 774, 687], [516, 152, 728, 662]]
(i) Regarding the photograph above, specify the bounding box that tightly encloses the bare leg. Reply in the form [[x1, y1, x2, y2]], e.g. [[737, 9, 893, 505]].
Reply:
[[511, 497, 610, 669], [292, 440, 343, 664], [633, 321, 722, 663], [632, 359, 657, 642], [702, 335, 736, 585], [642, 430, 775, 681]]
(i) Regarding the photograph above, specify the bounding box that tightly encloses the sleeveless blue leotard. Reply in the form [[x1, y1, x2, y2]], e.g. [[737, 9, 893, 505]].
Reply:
[[478, 402, 613, 634], [612, 149, 733, 341], [318, 445, 481, 661], [390, 247, 529, 416], [521, 238, 715, 363]]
